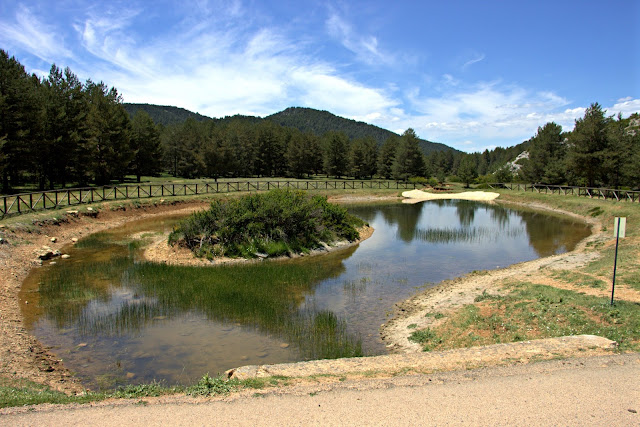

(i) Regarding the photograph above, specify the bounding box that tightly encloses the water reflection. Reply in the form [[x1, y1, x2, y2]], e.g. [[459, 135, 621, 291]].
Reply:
[[21, 200, 590, 388]]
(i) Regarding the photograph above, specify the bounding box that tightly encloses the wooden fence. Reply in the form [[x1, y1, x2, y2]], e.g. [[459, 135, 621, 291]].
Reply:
[[487, 183, 640, 203], [0, 180, 420, 219]]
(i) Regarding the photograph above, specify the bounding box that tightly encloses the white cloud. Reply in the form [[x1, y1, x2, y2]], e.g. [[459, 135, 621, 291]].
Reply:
[[325, 12, 394, 66], [0, 5, 72, 61], [462, 53, 485, 70], [608, 98, 640, 117]]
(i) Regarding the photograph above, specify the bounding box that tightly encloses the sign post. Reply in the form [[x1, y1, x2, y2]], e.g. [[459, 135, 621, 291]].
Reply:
[[611, 217, 626, 306]]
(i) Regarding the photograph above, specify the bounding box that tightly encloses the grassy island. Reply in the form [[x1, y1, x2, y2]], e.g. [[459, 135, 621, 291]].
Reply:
[[169, 189, 365, 259]]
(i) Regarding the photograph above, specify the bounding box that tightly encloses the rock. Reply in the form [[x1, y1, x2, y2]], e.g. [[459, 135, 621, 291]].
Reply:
[[37, 247, 55, 260], [254, 252, 268, 259], [53, 249, 61, 256], [49, 261, 56, 265], [0, 237, 6, 245], [256, 351, 268, 358], [71, 237, 78, 243], [126, 372, 136, 379], [86, 207, 93, 211], [50, 237, 57, 243], [61, 254, 71, 259], [77, 343, 88, 348], [279, 343, 290, 349]]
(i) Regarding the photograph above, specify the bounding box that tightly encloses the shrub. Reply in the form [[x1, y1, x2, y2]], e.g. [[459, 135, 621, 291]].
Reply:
[[170, 190, 364, 259]]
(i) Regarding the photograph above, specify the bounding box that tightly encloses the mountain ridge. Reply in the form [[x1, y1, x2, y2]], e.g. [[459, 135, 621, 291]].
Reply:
[[124, 103, 460, 154]]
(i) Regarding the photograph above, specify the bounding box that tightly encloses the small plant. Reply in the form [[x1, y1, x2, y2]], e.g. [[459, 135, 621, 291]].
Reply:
[[474, 290, 502, 302], [186, 374, 239, 396]]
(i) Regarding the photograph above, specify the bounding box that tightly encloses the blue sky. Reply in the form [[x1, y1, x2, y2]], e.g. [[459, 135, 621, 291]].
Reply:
[[1, 0, 638, 152]]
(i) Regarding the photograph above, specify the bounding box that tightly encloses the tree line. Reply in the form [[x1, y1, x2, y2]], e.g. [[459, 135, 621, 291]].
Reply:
[[0, 50, 162, 192], [2, 49, 639, 194]]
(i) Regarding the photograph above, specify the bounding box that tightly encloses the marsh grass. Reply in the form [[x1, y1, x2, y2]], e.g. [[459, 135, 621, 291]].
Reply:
[[409, 283, 640, 352], [35, 245, 363, 360]]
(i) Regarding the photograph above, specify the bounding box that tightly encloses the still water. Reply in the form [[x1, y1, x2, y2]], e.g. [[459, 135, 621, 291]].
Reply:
[[21, 200, 590, 389]]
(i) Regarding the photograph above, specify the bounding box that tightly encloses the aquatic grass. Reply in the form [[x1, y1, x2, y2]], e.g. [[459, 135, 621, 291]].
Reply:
[[36, 250, 364, 360], [413, 226, 523, 244]]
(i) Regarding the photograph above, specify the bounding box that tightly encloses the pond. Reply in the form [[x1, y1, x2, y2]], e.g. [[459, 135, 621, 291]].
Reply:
[[20, 200, 590, 389]]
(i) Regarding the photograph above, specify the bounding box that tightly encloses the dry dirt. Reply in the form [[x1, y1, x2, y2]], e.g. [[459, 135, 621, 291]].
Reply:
[[0, 201, 209, 393]]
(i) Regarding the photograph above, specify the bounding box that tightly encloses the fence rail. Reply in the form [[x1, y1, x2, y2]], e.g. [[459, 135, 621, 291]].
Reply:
[[0, 180, 420, 219], [487, 183, 640, 203]]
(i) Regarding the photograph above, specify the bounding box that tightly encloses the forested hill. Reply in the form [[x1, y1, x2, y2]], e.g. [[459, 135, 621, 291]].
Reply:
[[124, 103, 458, 154], [124, 103, 212, 125], [266, 107, 458, 154]]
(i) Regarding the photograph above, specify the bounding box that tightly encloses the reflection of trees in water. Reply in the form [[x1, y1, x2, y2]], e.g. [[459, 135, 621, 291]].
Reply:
[[380, 203, 424, 242], [351, 201, 587, 254], [488, 205, 510, 228], [455, 201, 476, 227], [519, 212, 590, 257], [36, 243, 363, 360]]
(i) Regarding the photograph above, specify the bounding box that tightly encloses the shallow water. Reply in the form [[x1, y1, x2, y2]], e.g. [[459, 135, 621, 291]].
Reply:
[[21, 200, 590, 389]]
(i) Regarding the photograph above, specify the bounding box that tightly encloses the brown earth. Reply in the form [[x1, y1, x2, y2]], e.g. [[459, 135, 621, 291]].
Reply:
[[0, 201, 209, 393]]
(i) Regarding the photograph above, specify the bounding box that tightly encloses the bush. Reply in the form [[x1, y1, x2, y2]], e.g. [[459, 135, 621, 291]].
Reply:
[[169, 190, 364, 259]]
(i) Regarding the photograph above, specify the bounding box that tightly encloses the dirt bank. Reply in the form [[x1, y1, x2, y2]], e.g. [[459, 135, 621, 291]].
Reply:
[[142, 225, 374, 266], [0, 201, 209, 393]]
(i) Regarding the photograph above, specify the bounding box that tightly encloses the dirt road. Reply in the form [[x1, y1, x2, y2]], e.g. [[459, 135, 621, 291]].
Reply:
[[3, 353, 638, 426]]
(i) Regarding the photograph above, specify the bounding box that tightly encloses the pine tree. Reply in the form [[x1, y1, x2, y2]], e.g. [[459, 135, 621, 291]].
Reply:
[[377, 136, 397, 179], [323, 131, 349, 178], [130, 110, 163, 182], [392, 129, 425, 180], [566, 103, 610, 187]]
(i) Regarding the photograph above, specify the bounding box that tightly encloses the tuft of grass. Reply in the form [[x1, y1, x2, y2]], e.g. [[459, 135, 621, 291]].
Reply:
[[112, 381, 182, 398], [186, 374, 240, 396]]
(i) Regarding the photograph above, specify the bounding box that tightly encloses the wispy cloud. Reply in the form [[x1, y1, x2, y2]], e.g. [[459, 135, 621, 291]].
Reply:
[[325, 12, 394, 66], [0, 5, 72, 61], [462, 53, 485, 70], [0, 2, 637, 154]]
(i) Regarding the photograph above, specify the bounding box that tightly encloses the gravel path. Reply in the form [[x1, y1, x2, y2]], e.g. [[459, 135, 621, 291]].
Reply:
[[3, 353, 638, 426]]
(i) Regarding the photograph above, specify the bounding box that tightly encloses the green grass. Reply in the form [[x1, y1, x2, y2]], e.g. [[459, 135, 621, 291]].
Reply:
[[0, 373, 292, 408], [551, 271, 607, 289], [409, 283, 640, 352]]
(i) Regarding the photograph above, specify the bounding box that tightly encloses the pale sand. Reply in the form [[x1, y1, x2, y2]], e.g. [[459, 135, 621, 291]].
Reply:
[[401, 189, 500, 203]]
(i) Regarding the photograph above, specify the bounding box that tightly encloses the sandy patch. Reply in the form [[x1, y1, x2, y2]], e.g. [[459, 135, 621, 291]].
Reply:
[[142, 225, 374, 266], [401, 189, 500, 203]]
